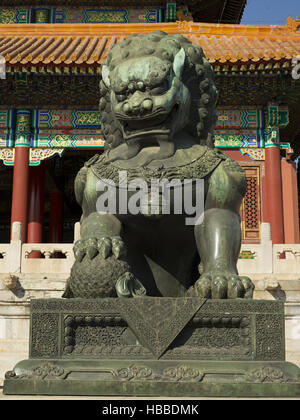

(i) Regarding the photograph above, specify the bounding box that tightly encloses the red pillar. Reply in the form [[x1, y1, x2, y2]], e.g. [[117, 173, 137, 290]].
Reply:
[[27, 163, 45, 257], [10, 147, 29, 243], [27, 162, 45, 242], [281, 158, 300, 243], [11, 109, 32, 243], [49, 191, 63, 243], [265, 146, 284, 243]]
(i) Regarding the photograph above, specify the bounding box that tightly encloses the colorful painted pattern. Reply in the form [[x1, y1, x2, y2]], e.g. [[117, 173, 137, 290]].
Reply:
[[0, 148, 64, 166], [278, 109, 289, 127], [0, 8, 30, 23], [264, 106, 289, 145], [166, 3, 176, 22], [214, 132, 263, 148], [31, 110, 103, 148], [0, 107, 288, 156], [35, 8, 50, 23], [239, 250, 256, 259], [240, 148, 265, 161], [0, 110, 14, 148], [72, 111, 101, 128], [30, 148, 64, 166], [264, 127, 280, 145], [32, 109, 101, 130], [216, 109, 263, 130], [52, 7, 162, 23], [15, 110, 31, 147], [83, 9, 129, 23], [0, 6, 163, 23], [0, 8, 16, 23], [0, 148, 14, 165], [32, 134, 104, 149], [215, 109, 264, 148]]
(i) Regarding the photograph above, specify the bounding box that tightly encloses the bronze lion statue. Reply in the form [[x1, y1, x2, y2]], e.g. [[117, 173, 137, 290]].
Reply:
[[63, 31, 254, 300]]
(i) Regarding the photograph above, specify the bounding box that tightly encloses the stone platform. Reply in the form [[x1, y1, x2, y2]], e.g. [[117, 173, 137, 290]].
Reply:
[[3, 297, 300, 397]]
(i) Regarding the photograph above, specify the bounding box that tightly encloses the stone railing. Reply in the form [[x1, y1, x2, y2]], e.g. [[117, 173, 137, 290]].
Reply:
[[0, 222, 299, 276], [0, 222, 77, 275], [273, 244, 300, 274], [237, 244, 269, 274], [238, 224, 300, 275], [238, 223, 300, 275], [21, 244, 74, 274], [19, 221, 80, 275], [238, 223, 273, 274]]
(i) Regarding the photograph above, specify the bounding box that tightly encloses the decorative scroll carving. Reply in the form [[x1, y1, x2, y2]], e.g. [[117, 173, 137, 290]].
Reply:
[[0, 148, 14, 166], [112, 364, 204, 382], [30, 148, 64, 166], [246, 367, 291, 383], [113, 365, 159, 381], [240, 148, 265, 161], [163, 365, 204, 382]]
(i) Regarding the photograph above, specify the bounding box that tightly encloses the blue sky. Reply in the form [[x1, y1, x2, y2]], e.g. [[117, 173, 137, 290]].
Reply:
[[241, 0, 300, 24]]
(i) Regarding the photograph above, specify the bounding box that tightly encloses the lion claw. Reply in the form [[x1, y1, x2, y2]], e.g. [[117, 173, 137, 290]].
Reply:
[[195, 271, 254, 299], [99, 236, 112, 259], [112, 236, 126, 259], [73, 236, 127, 262]]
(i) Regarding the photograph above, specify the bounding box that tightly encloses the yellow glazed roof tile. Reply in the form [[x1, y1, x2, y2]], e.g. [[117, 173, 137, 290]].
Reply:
[[0, 18, 299, 67]]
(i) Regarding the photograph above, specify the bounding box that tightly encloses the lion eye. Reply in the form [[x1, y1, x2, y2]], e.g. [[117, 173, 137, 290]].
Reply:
[[116, 94, 127, 102], [150, 81, 169, 95]]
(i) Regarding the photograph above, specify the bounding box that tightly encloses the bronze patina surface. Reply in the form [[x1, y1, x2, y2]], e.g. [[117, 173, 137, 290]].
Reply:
[[3, 298, 300, 397], [64, 31, 254, 300]]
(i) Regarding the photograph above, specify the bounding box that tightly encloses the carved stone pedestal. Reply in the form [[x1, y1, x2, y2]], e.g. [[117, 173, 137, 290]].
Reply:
[[3, 298, 300, 397]]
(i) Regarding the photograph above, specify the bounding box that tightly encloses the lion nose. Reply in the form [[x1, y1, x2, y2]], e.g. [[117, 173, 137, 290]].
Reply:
[[122, 94, 153, 116], [132, 99, 143, 114], [123, 102, 131, 114], [127, 92, 153, 115], [142, 99, 153, 112]]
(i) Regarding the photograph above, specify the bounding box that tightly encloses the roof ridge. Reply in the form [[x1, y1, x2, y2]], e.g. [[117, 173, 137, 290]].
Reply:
[[0, 19, 299, 38]]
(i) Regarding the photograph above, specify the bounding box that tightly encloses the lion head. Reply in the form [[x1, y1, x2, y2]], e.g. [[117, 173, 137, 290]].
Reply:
[[99, 31, 218, 159]]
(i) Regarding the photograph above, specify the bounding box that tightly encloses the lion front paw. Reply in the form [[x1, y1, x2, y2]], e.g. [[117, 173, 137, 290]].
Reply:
[[195, 271, 254, 299], [67, 236, 147, 299], [73, 236, 126, 262]]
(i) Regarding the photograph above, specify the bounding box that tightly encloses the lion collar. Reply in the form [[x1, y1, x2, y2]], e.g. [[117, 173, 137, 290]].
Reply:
[[88, 147, 226, 184]]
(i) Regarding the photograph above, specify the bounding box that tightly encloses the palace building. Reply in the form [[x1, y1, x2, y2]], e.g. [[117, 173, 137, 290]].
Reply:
[[0, 1, 299, 382]]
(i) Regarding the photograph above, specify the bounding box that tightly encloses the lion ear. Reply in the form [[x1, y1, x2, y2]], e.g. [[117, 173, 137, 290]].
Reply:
[[102, 65, 111, 87], [173, 47, 185, 79]]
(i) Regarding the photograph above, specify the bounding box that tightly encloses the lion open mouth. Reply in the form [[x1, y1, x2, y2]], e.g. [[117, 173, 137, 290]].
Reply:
[[118, 105, 179, 141]]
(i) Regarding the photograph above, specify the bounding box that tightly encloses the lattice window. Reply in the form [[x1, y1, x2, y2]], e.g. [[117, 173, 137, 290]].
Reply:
[[240, 167, 261, 241]]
